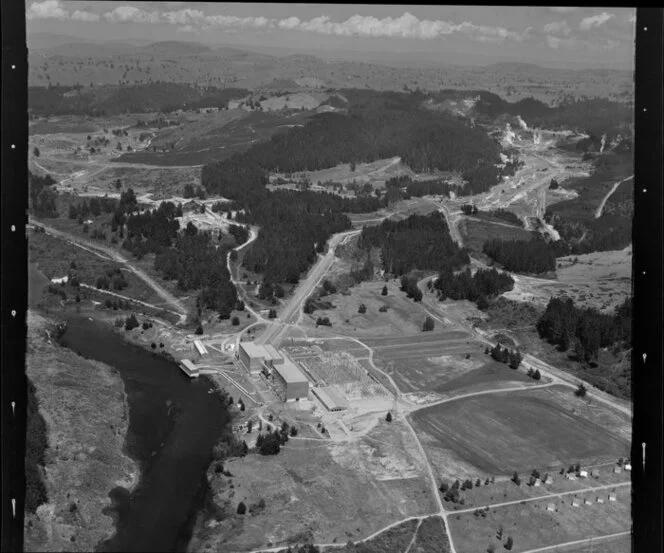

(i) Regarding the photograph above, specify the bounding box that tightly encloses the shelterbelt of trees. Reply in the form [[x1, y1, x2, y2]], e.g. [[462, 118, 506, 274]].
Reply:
[[357, 212, 469, 275], [482, 237, 563, 274]]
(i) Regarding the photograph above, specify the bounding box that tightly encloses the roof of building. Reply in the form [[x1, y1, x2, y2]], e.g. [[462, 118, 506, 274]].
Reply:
[[240, 342, 268, 358], [273, 360, 308, 384], [262, 344, 282, 361], [314, 385, 349, 411], [194, 340, 208, 356]]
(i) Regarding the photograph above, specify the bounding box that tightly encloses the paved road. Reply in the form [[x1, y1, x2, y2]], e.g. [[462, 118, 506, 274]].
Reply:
[[256, 228, 361, 346]]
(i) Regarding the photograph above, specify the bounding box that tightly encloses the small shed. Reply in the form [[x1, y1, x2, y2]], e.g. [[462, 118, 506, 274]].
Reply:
[[613, 466, 622, 474], [533, 478, 541, 487], [571, 499, 580, 507], [584, 498, 592, 505], [544, 476, 553, 485], [608, 493, 617, 502], [546, 503, 555, 512], [567, 474, 577, 481], [624, 463, 632, 471], [596, 496, 604, 504], [579, 470, 588, 478]]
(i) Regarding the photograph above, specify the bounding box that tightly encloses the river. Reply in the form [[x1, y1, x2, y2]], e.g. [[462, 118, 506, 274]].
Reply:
[[59, 315, 230, 552]]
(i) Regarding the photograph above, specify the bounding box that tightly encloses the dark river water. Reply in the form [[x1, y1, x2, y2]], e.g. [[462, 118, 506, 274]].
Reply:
[[60, 315, 229, 552]]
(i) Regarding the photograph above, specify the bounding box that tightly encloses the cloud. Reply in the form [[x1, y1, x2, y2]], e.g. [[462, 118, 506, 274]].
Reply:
[[580, 12, 614, 31], [103, 6, 162, 24], [543, 20, 571, 36], [71, 10, 100, 22], [549, 7, 578, 14], [26, 0, 68, 20]]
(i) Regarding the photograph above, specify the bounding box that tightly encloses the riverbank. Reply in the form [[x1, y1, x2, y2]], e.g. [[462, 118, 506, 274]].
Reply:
[[24, 310, 138, 552]]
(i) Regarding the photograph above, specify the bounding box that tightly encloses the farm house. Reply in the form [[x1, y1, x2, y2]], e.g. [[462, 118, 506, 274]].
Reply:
[[272, 359, 309, 401]]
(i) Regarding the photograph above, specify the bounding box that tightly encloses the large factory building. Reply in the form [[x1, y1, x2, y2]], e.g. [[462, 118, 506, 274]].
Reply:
[[238, 342, 282, 374], [272, 359, 309, 401]]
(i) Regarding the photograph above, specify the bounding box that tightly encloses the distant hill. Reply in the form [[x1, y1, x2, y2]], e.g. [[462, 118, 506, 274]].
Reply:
[[27, 38, 634, 104]]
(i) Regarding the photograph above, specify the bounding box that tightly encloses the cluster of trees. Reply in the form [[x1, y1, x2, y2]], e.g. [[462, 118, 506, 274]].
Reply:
[[461, 204, 479, 215], [25, 378, 49, 513], [488, 343, 523, 369], [255, 422, 294, 455], [526, 368, 542, 380], [68, 196, 118, 221], [122, 201, 181, 257], [359, 213, 468, 275], [433, 267, 514, 309], [483, 238, 558, 274], [228, 224, 249, 245], [536, 296, 631, 363], [439, 476, 495, 504], [422, 316, 435, 332], [399, 276, 423, 302], [95, 267, 128, 291], [183, 183, 206, 199], [154, 230, 237, 318], [28, 170, 58, 218]]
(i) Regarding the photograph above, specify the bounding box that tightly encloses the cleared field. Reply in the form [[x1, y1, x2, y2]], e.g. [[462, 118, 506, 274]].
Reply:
[[335, 519, 419, 552], [411, 389, 630, 476], [448, 486, 630, 553], [303, 280, 451, 338], [346, 197, 440, 226], [363, 332, 531, 396], [553, 533, 630, 553], [410, 516, 451, 553], [194, 436, 435, 552], [459, 218, 534, 252]]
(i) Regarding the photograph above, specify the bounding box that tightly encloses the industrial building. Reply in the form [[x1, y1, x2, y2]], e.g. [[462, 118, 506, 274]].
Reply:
[[238, 342, 282, 374], [271, 359, 309, 401], [180, 359, 200, 378], [312, 385, 349, 412], [193, 339, 208, 358]]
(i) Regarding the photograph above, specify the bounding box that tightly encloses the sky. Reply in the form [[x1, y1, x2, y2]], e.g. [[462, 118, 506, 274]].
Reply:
[[26, 2, 637, 69]]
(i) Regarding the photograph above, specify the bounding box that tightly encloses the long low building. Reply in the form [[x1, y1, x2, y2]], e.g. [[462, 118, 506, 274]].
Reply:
[[179, 359, 200, 378], [312, 385, 349, 412], [272, 359, 309, 401]]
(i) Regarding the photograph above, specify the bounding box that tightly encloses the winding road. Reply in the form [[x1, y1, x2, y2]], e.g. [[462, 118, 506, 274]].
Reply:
[[595, 175, 633, 219]]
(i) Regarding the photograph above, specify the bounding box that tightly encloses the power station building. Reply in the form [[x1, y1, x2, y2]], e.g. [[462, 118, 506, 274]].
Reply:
[[238, 342, 282, 374], [271, 359, 309, 401]]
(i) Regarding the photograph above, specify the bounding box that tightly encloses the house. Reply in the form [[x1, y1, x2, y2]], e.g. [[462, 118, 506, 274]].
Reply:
[[567, 474, 577, 481], [590, 469, 600, 477], [546, 503, 556, 512], [544, 476, 553, 485], [579, 470, 588, 478], [608, 493, 617, 502], [596, 496, 604, 504], [571, 499, 580, 507], [533, 478, 541, 487], [584, 498, 592, 505], [613, 466, 622, 474], [624, 463, 632, 471]]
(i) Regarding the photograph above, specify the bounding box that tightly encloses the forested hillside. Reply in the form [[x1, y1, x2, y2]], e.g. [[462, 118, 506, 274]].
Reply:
[[357, 212, 468, 275], [482, 237, 561, 274]]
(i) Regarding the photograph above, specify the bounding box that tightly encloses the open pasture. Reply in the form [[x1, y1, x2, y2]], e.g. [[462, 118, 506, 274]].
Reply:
[[364, 331, 504, 395], [448, 486, 630, 553], [459, 218, 534, 252], [411, 389, 630, 476]]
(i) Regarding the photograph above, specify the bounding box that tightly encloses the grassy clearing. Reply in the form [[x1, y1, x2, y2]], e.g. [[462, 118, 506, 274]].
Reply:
[[448, 486, 630, 553], [194, 437, 434, 552], [459, 219, 534, 252], [335, 519, 419, 552], [411, 388, 629, 476], [411, 516, 451, 553], [24, 311, 137, 552]]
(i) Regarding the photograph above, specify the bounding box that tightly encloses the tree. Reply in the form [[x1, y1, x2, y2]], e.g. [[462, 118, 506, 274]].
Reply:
[[487, 545, 496, 553], [476, 478, 481, 487], [575, 383, 588, 397], [358, 303, 367, 314], [439, 482, 449, 493], [237, 502, 247, 515], [33, 147, 40, 157], [125, 314, 139, 331], [533, 369, 541, 381], [247, 420, 253, 433], [496, 526, 504, 540], [511, 471, 521, 486], [195, 325, 204, 335], [381, 285, 388, 296], [422, 316, 435, 332], [385, 412, 393, 422], [268, 309, 277, 319], [504, 536, 514, 550], [231, 316, 240, 326]]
